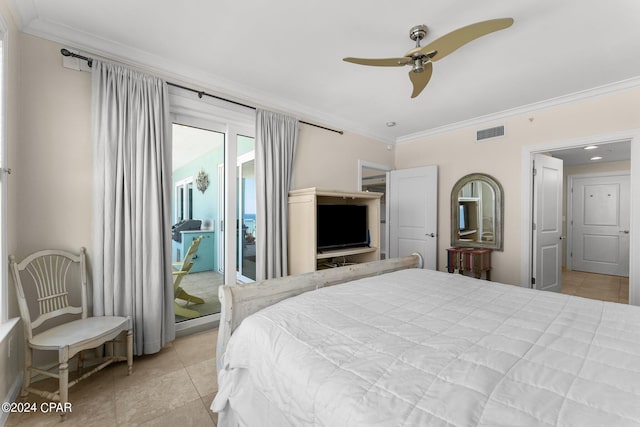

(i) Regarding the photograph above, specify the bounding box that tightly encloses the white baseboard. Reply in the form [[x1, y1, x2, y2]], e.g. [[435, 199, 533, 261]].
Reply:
[[0, 372, 23, 427]]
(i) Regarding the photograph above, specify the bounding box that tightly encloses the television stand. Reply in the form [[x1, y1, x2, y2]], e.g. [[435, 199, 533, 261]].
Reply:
[[288, 188, 382, 275], [316, 246, 377, 260]]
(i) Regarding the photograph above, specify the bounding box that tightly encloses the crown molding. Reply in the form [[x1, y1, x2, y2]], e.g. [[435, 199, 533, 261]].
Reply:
[[16, 1, 638, 147], [5, 0, 36, 30], [395, 76, 640, 144], [13, 8, 391, 145]]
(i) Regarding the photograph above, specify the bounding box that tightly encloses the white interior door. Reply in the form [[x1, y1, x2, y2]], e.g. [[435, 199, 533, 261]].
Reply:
[[389, 165, 438, 270], [532, 154, 563, 292], [569, 173, 630, 276]]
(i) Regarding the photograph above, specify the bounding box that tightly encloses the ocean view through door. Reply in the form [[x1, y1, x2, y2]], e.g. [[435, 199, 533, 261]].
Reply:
[[237, 137, 256, 282]]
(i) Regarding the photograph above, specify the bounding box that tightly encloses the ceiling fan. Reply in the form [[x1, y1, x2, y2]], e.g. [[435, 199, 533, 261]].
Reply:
[[343, 18, 514, 98]]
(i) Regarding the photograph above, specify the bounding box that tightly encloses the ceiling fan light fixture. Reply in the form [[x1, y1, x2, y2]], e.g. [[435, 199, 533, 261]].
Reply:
[[412, 58, 424, 73]]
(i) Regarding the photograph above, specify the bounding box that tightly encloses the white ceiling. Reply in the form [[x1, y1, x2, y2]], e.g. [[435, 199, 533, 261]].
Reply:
[[551, 140, 631, 167], [9, 0, 640, 143], [172, 123, 224, 171]]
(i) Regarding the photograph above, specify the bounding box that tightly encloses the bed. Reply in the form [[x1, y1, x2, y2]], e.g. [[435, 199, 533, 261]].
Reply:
[[211, 255, 640, 426]]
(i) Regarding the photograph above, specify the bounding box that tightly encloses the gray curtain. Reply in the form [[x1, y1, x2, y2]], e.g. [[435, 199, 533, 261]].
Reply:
[[255, 109, 299, 280], [91, 60, 174, 355]]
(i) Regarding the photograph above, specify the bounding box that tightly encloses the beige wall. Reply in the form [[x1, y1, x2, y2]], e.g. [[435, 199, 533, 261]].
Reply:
[[395, 88, 640, 285], [15, 34, 93, 258], [292, 125, 393, 192]]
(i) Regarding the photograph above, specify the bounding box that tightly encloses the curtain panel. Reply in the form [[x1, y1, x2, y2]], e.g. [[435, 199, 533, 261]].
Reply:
[[92, 60, 174, 355], [255, 109, 299, 281]]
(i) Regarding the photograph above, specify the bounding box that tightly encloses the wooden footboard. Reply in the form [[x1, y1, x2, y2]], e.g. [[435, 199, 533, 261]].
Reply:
[[216, 253, 423, 370]]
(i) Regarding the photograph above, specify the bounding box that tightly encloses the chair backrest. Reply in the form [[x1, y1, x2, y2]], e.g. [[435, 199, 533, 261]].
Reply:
[[10, 248, 87, 340], [179, 236, 203, 273], [173, 236, 203, 291]]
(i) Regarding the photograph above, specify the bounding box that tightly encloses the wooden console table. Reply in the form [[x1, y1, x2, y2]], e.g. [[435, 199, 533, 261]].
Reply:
[[446, 248, 491, 280]]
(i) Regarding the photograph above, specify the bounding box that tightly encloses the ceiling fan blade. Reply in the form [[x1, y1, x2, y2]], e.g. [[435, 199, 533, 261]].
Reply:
[[409, 62, 433, 98], [420, 18, 514, 62], [343, 57, 411, 67]]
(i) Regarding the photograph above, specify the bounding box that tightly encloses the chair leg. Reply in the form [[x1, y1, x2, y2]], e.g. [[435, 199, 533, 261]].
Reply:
[[59, 361, 68, 419], [174, 302, 201, 318], [77, 350, 84, 376], [21, 347, 32, 397], [175, 288, 205, 304], [127, 330, 133, 375]]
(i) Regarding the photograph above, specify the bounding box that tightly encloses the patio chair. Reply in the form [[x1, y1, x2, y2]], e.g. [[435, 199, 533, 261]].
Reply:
[[173, 236, 205, 318]]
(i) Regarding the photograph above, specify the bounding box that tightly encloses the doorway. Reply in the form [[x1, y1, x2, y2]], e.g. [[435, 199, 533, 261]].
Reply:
[[359, 160, 391, 259], [169, 89, 256, 332], [522, 134, 638, 305], [388, 165, 438, 270], [171, 123, 225, 323]]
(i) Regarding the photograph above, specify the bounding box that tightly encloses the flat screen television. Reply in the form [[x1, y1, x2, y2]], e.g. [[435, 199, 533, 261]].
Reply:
[[317, 204, 368, 251]]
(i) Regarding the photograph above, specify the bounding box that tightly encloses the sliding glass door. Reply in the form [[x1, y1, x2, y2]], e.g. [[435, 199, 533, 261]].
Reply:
[[169, 90, 256, 328], [237, 136, 256, 282], [171, 123, 225, 323]]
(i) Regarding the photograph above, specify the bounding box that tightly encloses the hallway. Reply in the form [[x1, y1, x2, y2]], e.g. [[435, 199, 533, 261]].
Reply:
[[560, 269, 629, 304]]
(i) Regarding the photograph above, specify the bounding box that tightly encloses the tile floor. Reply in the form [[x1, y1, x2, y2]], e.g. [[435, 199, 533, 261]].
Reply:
[[5, 328, 219, 427], [560, 269, 629, 303]]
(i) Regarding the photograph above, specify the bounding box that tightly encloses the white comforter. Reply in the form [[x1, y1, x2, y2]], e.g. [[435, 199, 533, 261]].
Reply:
[[213, 269, 640, 426]]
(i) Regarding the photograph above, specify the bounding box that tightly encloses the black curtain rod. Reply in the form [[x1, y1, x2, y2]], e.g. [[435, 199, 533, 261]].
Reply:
[[60, 48, 344, 135]]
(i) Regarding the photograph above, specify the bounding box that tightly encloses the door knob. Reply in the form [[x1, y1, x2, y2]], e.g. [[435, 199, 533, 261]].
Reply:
[[620, 230, 630, 234], [426, 233, 436, 238]]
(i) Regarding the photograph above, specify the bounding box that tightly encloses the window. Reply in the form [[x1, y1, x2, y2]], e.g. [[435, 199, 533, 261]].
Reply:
[[174, 177, 194, 222]]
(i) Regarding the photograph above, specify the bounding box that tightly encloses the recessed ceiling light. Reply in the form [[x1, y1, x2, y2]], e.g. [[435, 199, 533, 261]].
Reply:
[[590, 156, 603, 161], [584, 145, 598, 150], [386, 121, 396, 127]]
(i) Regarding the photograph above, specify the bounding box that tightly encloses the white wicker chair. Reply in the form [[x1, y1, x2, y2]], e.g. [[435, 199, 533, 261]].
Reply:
[[10, 248, 132, 417]]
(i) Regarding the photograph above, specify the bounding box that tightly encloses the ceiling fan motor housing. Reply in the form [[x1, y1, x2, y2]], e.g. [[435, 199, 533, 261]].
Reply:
[[409, 24, 429, 42]]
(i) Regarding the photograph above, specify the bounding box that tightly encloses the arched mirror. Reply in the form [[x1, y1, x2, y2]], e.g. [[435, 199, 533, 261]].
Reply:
[[451, 173, 503, 250]]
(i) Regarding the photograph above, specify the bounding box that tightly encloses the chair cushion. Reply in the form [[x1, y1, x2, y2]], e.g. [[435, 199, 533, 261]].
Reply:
[[30, 316, 130, 350]]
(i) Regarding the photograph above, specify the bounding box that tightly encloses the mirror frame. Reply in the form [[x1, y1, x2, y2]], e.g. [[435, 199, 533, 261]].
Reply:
[[450, 173, 504, 251]]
